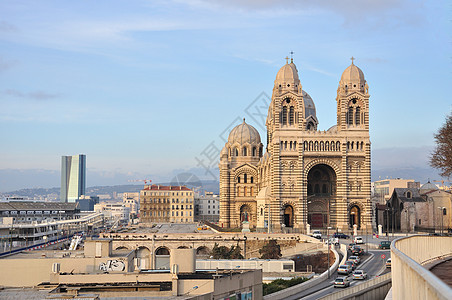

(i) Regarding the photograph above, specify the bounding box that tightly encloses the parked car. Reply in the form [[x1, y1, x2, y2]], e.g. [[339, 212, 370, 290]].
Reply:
[[353, 270, 367, 280], [312, 230, 322, 239], [333, 232, 350, 239], [354, 236, 364, 244], [337, 264, 352, 275], [334, 277, 351, 288], [386, 258, 392, 268], [379, 241, 391, 249], [348, 243, 356, 251], [345, 260, 357, 270], [349, 255, 360, 265]]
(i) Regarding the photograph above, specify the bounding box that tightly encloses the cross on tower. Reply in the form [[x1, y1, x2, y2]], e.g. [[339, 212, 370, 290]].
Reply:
[[350, 56, 355, 65]]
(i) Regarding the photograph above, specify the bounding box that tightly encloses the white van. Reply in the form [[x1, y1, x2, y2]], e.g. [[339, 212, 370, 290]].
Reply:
[[354, 236, 364, 244]]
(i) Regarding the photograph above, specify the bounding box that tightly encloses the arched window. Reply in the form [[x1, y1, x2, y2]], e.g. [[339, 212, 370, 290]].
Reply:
[[250, 176, 254, 183], [235, 148, 238, 156], [355, 107, 360, 125], [337, 141, 341, 151], [294, 141, 297, 150], [243, 147, 247, 156], [259, 146, 263, 157], [406, 191, 411, 199], [348, 107, 354, 125], [314, 184, 320, 193], [244, 173, 247, 183], [289, 106, 294, 125], [290, 141, 293, 150], [252, 147, 256, 156], [260, 207, 263, 216], [282, 106, 287, 125], [237, 176, 241, 183]]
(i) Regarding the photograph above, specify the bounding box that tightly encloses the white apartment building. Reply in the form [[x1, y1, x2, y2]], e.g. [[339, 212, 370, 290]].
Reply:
[[195, 192, 220, 222]]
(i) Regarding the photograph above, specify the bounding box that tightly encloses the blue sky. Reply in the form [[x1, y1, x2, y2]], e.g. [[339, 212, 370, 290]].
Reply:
[[0, 0, 450, 191]]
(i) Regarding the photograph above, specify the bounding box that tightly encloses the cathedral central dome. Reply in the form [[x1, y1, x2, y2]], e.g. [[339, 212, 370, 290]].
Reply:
[[228, 119, 261, 145]]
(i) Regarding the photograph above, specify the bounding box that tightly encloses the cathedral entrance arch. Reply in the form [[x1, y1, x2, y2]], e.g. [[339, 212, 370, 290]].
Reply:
[[349, 205, 361, 229], [307, 164, 337, 228], [283, 205, 294, 227]]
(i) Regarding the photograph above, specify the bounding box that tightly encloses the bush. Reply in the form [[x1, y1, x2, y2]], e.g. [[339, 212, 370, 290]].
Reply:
[[263, 277, 309, 295]]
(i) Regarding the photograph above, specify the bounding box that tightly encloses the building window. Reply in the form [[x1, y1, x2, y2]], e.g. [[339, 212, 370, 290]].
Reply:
[[244, 174, 247, 183], [419, 219, 421, 225], [443, 208, 447, 215], [289, 106, 294, 125]]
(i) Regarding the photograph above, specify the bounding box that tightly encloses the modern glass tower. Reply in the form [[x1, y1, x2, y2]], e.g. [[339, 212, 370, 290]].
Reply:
[[60, 154, 86, 202]]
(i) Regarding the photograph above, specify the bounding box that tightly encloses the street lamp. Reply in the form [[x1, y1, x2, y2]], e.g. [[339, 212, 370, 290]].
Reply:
[[327, 226, 332, 279], [438, 207, 445, 236]]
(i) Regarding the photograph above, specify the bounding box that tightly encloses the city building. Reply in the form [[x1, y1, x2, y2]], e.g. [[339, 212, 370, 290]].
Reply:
[[76, 195, 99, 211], [0, 201, 104, 251], [94, 202, 130, 226], [220, 58, 372, 232], [194, 192, 220, 222], [372, 178, 419, 204], [379, 182, 452, 233], [60, 154, 86, 203], [140, 185, 194, 223], [123, 192, 140, 219], [0, 241, 262, 299]]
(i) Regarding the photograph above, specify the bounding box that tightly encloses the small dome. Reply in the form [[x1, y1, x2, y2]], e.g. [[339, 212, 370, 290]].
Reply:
[[420, 182, 439, 192], [302, 90, 316, 118], [340, 61, 365, 86], [275, 62, 299, 83], [228, 119, 261, 145]]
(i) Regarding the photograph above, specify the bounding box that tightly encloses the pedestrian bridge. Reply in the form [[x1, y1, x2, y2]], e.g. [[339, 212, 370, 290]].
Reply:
[[391, 235, 452, 300]]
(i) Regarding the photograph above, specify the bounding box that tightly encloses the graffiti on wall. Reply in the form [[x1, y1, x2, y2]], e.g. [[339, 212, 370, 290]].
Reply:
[[99, 260, 125, 272]]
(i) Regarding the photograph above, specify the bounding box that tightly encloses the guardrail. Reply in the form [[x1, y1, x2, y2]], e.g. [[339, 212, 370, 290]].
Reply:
[[391, 236, 452, 300], [318, 272, 391, 300]]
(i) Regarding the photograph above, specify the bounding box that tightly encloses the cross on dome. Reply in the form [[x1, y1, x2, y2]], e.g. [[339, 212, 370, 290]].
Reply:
[[350, 56, 355, 65], [285, 56, 289, 64]]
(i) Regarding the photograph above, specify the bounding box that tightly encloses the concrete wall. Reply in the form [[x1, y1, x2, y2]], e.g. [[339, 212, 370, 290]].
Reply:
[[197, 259, 295, 273], [391, 236, 452, 300], [318, 272, 391, 300]]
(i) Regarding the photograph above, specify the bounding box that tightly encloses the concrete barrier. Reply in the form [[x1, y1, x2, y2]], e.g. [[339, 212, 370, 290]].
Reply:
[[318, 272, 392, 300], [391, 236, 452, 300], [263, 245, 341, 300]]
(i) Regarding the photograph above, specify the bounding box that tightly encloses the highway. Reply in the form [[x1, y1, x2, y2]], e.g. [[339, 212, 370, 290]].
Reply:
[[285, 243, 391, 300]]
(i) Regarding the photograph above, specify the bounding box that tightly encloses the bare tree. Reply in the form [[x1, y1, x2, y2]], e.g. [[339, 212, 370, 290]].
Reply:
[[430, 112, 452, 178]]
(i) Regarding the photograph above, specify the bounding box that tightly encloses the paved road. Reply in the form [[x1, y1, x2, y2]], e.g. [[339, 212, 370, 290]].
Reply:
[[285, 243, 391, 300]]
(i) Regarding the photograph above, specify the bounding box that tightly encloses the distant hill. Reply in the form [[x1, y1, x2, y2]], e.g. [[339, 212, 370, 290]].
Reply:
[[1, 180, 220, 199]]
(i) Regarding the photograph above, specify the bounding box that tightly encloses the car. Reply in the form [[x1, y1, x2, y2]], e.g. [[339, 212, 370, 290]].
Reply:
[[337, 264, 352, 275], [325, 237, 339, 246], [353, 270, 367, 280], [354, 236, 364, 244], [386, 258, 391, 268], [312, 230, 322, 239], [379, 241, 391, 249], [334, 277, 351, 288], [348, 243, 356, 251], [345, 260, 357, 270], [351, 246, 364, 256], [333, 232, 350, 239], [349, 255, 360, 265]]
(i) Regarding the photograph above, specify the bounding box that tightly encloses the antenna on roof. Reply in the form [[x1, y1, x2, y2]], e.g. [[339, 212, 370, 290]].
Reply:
[[290, 51, 294, 63]]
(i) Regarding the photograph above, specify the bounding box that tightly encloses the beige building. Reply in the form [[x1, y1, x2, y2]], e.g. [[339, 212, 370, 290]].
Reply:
[[122, 192, 140, 218], [0, 239, 262, 299], [385, 182, 452, 233], [140, 185, 194, 223], [373, 178, 419, 204], [220, 58, 372, 232]]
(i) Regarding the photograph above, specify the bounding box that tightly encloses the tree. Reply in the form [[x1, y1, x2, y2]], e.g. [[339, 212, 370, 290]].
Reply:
[[211, 243, 244, 259], [259, 239, 282, 259], [430, 112, 452, 178]]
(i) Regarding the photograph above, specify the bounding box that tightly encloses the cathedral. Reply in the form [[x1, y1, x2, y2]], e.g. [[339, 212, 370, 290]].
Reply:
[[219, 57, 372, 233]]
